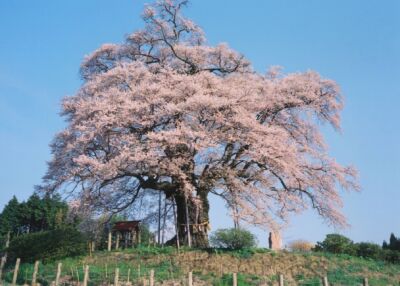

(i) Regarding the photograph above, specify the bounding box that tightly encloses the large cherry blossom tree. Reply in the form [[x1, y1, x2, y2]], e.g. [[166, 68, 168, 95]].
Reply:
[[41, 0, 358, 247]]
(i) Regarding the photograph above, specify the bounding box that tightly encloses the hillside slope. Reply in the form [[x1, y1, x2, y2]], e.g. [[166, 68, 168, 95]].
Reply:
[[2, 247, 400, 285]]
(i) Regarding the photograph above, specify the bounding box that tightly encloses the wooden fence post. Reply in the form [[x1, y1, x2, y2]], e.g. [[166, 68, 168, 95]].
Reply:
[[83, 265, 89, 286], [149, 269, 154, 286], [232, 273, 237, 286], [12, 258, 21, 286], [32, 260, 40, 286], [188, 271, 193, 286], [55, 262, 62, 286], [278, 274, 284, 286], [363, 277, 369, 286], [0, 256, 6, 281], [114, 268, 119, 286], [322, 276, 329, 286], [108, 231, 112, 252], [127, 268, 131, 284]]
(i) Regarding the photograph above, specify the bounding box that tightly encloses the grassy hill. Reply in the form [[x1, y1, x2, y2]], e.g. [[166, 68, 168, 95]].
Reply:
[[2, 246, 400, 285]]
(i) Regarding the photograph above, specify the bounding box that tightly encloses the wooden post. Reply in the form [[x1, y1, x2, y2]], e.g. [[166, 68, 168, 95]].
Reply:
[[124, 233, 128, 249], [232, 273, 237, 286], [184, 196, 192, 247], [12, 258, 21, 286], [279, 274, 284, 286], [114, 268, 119, 286], [322, 276, 329, 286], [116, 232, 120, 250], [363, 277, 369, 286], [138, 227, 141, 245], [0, 256, 6, 281], [172, 198, 180, 251], [55, 263, 62, 286], [188, 271, 193, 286], [32, 260, 39, 286], [127, 268, 131, 284], [108, 231, 112, 251], [149, 269, 154, 286], [158, 191, 162, 245], [142, 278, 148, 286], [138, 264, 141, 279], [161, 198, 167, 246], [83, 265, 89, 286]]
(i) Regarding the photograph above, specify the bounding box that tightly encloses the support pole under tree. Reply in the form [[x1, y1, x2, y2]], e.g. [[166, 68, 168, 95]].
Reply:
[[184, 196, 192, 247], [32, 261, 39, 286], [55, 263, 62, 286], [108, 231, 112, 251], [158, 191, 162, 245], [363, 277, 369, 286], [161, 198, 167, 246], [12, 258, 20, 286], [172, 198, 180, 251]]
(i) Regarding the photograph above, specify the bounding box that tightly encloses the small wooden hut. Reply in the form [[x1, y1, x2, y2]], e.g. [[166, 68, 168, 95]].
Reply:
[[110, 220, 141, 250]]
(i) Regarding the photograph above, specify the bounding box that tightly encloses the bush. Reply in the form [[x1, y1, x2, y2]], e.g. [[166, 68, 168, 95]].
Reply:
[[288, 240, 314, 252], [209, 228, 257, 249], [315, 234, 356, 255], [7, 227, 87, 263], [382, 249, 400, 264], [355, 242, 382, 260]]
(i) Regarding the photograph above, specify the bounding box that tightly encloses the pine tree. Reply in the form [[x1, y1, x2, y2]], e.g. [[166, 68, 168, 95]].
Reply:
[[0, 196, 21, 235]]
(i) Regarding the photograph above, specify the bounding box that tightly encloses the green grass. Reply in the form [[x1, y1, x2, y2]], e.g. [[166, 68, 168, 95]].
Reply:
[[1, 246, 399, 285]]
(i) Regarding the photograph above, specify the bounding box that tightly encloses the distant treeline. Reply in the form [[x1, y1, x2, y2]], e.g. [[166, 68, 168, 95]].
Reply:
[[315, 233, 400, 264], [0, 194, 72, 237]]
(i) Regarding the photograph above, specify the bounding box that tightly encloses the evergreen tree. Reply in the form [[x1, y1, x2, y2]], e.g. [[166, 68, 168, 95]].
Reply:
[[388, 233, 400, 251], [0, 193, 70, 236], [0, 196, 21, 235]]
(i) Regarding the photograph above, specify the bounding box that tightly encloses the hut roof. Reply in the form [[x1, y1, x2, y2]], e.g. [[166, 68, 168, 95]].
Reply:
[[112, 220, 141, 231]]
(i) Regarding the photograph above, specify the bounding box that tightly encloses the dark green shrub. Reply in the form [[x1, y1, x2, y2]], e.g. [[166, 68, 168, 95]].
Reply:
[[7, 227, 87, 263], [209, 228, 257, 249], [315, 234, 355, 255], [382, 249, 400, 264], [354, 242, 382, 260]]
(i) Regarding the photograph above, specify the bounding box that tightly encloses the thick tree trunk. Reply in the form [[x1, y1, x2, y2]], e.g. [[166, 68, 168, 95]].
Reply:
[[168, 189, 210, 248]]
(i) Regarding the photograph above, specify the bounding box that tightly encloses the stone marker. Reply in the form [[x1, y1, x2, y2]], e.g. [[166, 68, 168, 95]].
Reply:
[[268, 231, 282, 250]]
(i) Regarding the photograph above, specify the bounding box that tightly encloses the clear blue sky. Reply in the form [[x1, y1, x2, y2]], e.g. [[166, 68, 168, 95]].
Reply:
[[0, 0, 399, 247]]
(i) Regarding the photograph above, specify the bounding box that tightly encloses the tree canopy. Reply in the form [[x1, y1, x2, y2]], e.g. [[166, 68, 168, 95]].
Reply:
[[0, 194, 70, 236], [40, 0, 358, 246]]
